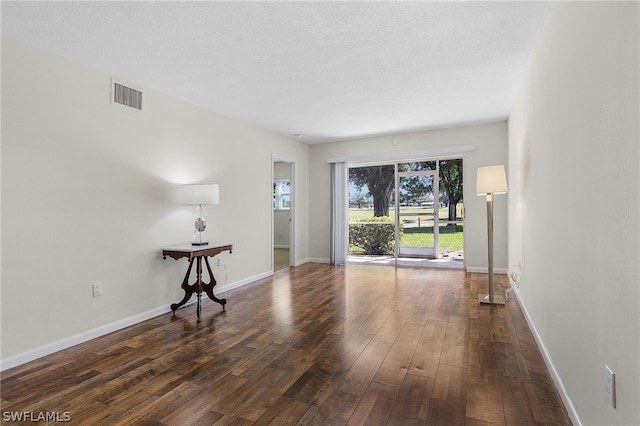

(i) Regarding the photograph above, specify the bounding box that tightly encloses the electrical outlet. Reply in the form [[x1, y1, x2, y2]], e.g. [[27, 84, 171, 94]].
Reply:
[[93, 282, 102, 298], [605, 365, 616, 408], [217, 257, 223, 267]]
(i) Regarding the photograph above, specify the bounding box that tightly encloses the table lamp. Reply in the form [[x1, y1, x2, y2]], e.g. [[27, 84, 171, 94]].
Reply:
[[181, 184, 219, 246], [476, 165, 508, 305]]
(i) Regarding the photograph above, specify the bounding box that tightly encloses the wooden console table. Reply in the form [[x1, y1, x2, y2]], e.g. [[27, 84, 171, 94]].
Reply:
[[162, 244, 233, 318]]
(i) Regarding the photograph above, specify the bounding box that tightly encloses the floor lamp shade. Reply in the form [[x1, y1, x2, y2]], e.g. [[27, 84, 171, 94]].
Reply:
[[476, 165, 507, 305], [476, 165, 508, 195], [180, 184, 219, 246]]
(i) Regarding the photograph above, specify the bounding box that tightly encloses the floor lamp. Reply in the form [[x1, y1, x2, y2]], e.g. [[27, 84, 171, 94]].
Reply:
[[477, 165, 508, 305]]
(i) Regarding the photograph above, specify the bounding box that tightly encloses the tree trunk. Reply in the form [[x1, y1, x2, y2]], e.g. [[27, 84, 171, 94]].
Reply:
[[447, 200, 458, 228], [373, 193, 390, 217]]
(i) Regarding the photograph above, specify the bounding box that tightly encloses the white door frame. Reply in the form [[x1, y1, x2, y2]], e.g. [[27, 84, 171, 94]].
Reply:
[[272, 154, 295, 271], [396, 168, 440, 258]]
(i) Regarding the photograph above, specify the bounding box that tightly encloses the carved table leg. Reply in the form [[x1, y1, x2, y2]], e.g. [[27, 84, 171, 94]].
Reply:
[[202, 256, 227, 309], [196, 256, 203, 318], [171, 258, 196, 313]]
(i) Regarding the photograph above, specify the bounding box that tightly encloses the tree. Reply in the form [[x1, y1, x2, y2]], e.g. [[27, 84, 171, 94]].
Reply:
[[439, 159, 463, 226], [399, 174, 432, 206], [349, 165, 395, 217], [349, 191, 370, 209], [349, 161, 463, 222]]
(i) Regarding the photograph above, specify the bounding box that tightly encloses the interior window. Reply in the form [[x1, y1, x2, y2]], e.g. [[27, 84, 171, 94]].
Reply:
[[273, 180, 291, 210]]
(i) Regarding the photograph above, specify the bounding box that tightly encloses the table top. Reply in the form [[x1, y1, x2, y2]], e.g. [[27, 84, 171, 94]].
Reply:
[[162, 243, 233, 260]]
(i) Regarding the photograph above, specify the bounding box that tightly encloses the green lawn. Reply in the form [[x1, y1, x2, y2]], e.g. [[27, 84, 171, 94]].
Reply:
[[402, 224, 464, 252], [348, 207, 464, 253], [348, 223, 463, 254]]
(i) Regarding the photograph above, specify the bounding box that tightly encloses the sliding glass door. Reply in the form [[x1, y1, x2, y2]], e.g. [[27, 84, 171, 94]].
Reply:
[[397, 168, 438, 258], [437, 158, 465, 261], [348, 158, 464, 265]]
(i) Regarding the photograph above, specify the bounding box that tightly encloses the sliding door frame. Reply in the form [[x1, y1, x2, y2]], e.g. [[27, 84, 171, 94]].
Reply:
[[396, 167, 440, 259]]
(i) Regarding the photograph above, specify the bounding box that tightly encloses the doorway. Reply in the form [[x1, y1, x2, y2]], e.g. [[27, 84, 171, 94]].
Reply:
[[397, 168, 438, 258], [273, 158, 294, 272]]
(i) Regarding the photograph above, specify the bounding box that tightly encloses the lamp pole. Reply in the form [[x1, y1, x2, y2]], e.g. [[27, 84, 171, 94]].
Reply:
[[480, 191, 505, 305], [476, 165, 507, 305]]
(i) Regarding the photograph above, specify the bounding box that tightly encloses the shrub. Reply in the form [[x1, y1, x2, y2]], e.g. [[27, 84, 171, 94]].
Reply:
[[349, 216, 403, 255]]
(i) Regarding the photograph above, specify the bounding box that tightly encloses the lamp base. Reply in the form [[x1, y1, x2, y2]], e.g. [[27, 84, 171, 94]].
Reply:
[[479, 294, 506, 305], [191, 242, 209, 246]]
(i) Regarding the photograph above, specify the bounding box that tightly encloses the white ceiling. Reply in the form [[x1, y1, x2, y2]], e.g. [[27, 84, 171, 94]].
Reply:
[[1, 1, 550, 144]]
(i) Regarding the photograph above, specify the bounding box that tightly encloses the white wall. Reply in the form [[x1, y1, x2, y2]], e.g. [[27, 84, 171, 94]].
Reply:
[[308, 122, 509, 270], [0, 38, 309, 361], [508, 2, 639, 425]]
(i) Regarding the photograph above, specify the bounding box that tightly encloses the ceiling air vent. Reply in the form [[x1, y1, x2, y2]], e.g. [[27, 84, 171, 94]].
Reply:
[[111, 79, 142, 110]]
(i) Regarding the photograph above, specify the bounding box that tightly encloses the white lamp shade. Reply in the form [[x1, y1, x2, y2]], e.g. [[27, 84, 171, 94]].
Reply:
[[181, 184, 220, 205], [476, 165, 508, 195]]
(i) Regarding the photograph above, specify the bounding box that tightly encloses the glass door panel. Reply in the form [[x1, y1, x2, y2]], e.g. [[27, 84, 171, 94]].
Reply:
[[437, 159, 464, 261], [398, 173, 437, 258], [348, 165, 396, 258]]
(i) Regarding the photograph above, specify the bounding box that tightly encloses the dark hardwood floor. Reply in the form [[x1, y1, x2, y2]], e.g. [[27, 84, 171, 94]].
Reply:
[[0, 263, 571, 425]]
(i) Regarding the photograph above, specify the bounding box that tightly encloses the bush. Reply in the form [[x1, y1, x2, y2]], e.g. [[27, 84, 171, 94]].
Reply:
[[349, 217, 403, 255]]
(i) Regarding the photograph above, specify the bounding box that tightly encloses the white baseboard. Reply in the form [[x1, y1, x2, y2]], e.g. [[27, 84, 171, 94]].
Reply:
[[304, 257, 330, 264], [294, 258, 309, 267], [215, 271, 272, 293], [292, 257, 330, 266], [0, 304, 172, 372], [466, 267, 508, 274], [511, 287, 582, 426], [0, 271, 271, 372]]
